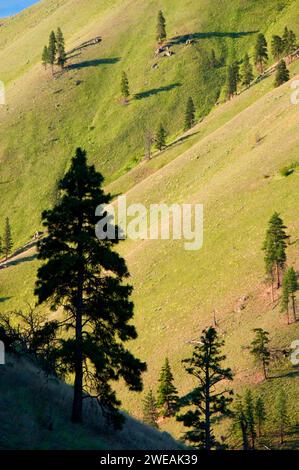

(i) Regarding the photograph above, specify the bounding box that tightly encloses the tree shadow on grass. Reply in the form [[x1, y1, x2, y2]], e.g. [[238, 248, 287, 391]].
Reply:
[[68, 57, 120, 70], [134, 82, 182, 100], [168, 30, 258, 45], [0, 297, 11, 303]]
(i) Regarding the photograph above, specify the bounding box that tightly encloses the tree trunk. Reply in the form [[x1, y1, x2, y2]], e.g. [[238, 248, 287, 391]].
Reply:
[[241, 420, 249, 450], [276, 263, 281, 289], [262, 359, 267, 380], [205, 365, 211, 450], [291, 294, 296, 323]]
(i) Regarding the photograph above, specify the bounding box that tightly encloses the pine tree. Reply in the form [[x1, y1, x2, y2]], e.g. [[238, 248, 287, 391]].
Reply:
[[42, 45, 50, 69], [56, 27, 67, 69], [155, 123, 167, 151], [283, 27, 297, 56], [48, 30, 57, 75], [226, 61, 240, 99], [233, 399, 249, 450], [250, 328, 270, 380], [35, 148, 146, 425], [241, 53, 254, 86], [157, 358, 178, 417], [184, 97, 196, 131], [254, 33, 268, 74], [143, 389, 159, 428], [244, 390, 256, 449], [281, 267, 298, 324], [275, 391, 289, 445], [271, 35, 284, 60], [3, 217, 13, 260], [156, 10, 166, 43], [255, 396, 266, 438], [263, 212, 288, 294], [274, 59, 290, 87], [120, 71, 130, 103], [177, 327, 233, 449]]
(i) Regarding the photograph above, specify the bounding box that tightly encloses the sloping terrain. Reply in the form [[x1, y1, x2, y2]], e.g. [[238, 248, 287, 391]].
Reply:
[[0, 0, 299, 448]]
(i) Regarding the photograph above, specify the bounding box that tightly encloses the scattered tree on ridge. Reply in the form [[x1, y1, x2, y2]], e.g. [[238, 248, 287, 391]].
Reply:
[[143, 389, 159, 428], [274, 59, 290, 87], [156, 10, 167, 43], [282, 26, 297, 57], [271, 35, 284, 60], [255, 396, 266, 438], [56, 27, 67, 69], [254, 33, 268, 74], [155, 123, 167, 151], [226, 61, 240, 98], [42, 46, 50, 69], [177, 327, 233, 450], [157, 357, 179, 417], [3, 217, 13, 260], [281, 267, 298, 324], [48, 30, 57, 75], [241, 53, 254, 86], [249, 328, 270, 380], [275, 390, 289, 445], [184, 97, 196, 131], [120, 71, 130, 103], [35, 147, 146, 426]]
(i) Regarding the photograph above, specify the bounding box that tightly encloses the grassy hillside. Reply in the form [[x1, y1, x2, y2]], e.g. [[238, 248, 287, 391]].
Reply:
[[0, 0, 299, 449]]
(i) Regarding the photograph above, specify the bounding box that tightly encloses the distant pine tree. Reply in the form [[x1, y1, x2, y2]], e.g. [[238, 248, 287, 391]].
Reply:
[[177, 327, 233, 450], [184, 97, 196, 131], [281, 267, 298, 324], [274, 60, 290, 87], [157, 358, 178, 417], [233, 398, 249, 450], [283, 27, 297, 56], [275, 391, 289, 445], [226, 61, 240, 98], [254, 33, 268, 74], [56, 27, 67, 69], [120, 71, 130, 103], [156, 10, 166, 43], [250, 328, 270, 380], [155, 123, 167, 151], [255, 396, 266, 438], [143, 390, 159, 428], [271, 35, 284, 60], [42, 45, 50, 69], [241, 54, 254, 86], [48, 31, 57, 75], [244, 390, 256, 449], [3, 217, 13, 260]]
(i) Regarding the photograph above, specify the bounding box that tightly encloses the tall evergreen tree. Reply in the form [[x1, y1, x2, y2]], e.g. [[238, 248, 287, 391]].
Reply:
[[255, 396, 266, 438], [3, 217, 13, 260], [156, 10, 166, 43], [241, 53, 254, 86], [157, 357, 178, 417], [275, 390, 289, 445], [271, 35, 284, 60], [48, 30, 57, 75], [233, 398, 249, 450], [263, 212, 288, 294], [177, 327, 233, 450], [226, 61, 240, 98], [281, 267, 298, 324], [274, 59, 290, 87], [254, 33, 268, 74], [143, 389, 159, 428], [283, 27, 297, 56], [42, 45, 50, 69], [35, 148, 146, 425], [56, 27, 67, 69], [184, 97, 196, 131], [155, 123, 167, 151], [244, 390, 256, 449], [120, 71, 130, 103], [250, 328, 270, 380]]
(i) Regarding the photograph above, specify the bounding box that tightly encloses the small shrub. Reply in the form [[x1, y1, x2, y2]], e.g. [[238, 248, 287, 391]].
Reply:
[[280, 161, 299, 177]]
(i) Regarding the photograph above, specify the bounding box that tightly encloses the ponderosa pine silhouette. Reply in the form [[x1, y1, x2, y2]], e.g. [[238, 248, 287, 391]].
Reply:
[[35, 147, 146, 426], [143, 389, 159, 428], [254, 33, 268, 74], [157, 357, 178, 417], [274, 59, 290, 87], [281, 267, 298, 324], [249, 328, 270, 380]]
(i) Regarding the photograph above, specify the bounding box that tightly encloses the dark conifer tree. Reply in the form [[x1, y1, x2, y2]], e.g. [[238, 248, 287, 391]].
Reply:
[[48, 30, 57, 75], [281, 267, 298, 324], [42, 45, 50, 69], [250, 328, 270, 380], [177, 327, 233, 449], [241, 53, 254, 86], [226, 61, 240, 98], [254, 33, 268, 74], [234, 399, 249, 450], [157, 357, 178, 417], [156, 10, 166, 43], [274, 59, 290, 87], [143, 389, 159, 428], [255, 396, 266, 438], [35, 148, 146, 425], [283, 27, 297, 56], [120, 71, 130, 103], [244, 389, 256, 449], [3, 217, 13, 260], [184, 97, 196, 131], [271, 35, 284, 60], [155, 123, 167, 151], [56, 27, 67, 69]]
